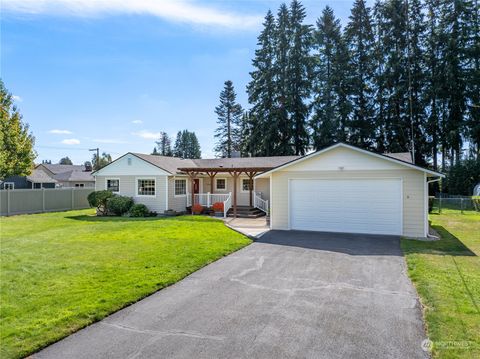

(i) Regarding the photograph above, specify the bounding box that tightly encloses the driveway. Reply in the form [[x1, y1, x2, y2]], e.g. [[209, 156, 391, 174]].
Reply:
[[35, 231, 428, 359]]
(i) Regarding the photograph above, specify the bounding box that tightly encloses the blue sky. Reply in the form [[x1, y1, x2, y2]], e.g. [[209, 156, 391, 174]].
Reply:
[[2, 0, 362, 164]]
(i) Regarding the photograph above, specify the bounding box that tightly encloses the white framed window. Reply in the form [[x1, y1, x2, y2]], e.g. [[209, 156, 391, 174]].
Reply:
[[75, 183, 85, 188], [137, 178, 155, 196], [174, 179, 187, 196], [106, 179, 120, 192], [241, 178, 252, 192], [3, 182, 14, 190], [215, 178, 227, 191]]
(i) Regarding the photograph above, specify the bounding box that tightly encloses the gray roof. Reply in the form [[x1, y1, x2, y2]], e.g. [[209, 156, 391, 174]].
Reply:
[[52, 170, 94, 182], [26, 169, 58, 183], [384, 152, 413, 164], [132, 153, 301, 174], [42, 164, 86, 174]]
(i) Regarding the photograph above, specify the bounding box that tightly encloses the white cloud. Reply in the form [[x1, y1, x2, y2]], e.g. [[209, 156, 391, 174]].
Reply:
[[2, 0, 262, 30], [61, 138, 80, 145], [12, 95, 23, 102], [132, 130, 160, 140], [131, 120, 143, 124], [49, 129, 73, 135]]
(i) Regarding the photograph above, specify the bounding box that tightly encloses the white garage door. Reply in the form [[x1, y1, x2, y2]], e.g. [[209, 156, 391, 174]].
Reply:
[[289, 178, 402, 235]]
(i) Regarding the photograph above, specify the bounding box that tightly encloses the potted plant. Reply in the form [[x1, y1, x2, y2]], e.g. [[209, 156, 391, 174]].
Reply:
[[212, 202, 224, 217], [192, 203, 203, 215]]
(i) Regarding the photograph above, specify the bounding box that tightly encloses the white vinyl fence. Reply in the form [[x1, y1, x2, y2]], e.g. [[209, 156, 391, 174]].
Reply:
[[0, 188, 94, 216]]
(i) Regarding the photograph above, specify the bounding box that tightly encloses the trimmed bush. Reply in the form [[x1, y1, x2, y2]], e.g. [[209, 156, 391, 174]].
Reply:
[[107, 196, 134, 216], [212, 202, 224, 213], [129, 204, 150, 217], [87, 190, 115, 216]]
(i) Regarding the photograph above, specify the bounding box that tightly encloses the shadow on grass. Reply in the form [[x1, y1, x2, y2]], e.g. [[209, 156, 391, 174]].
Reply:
[[402, 225, 476, 257], [66, 214, 220, 223]]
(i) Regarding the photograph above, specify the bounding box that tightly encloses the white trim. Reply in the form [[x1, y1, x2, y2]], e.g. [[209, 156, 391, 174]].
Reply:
[[105, 178, 120, 193], [135, 177, 156, 197], [287, 177, 403, 236], [215, 177, 227, 191], [165, 176, 169, 211], [424, 172, 428, 237], [256, 143, 445, 179], [174, 178, 187, 197], [269, 174, 272, 230]]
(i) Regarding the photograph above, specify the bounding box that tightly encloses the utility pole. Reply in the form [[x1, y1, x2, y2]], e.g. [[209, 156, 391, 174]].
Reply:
[[89, 148, 100, 170]]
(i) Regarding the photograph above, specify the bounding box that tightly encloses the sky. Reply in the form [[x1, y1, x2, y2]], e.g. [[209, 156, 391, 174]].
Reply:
[[2, 0, 363, 164]]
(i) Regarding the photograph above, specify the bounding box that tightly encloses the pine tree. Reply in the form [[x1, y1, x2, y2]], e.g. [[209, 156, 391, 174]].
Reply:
[[311, 6, 350, 149], [214, 80, 243, 157], [0, 80, 36, 178], [155, 132, 172, 156], [173, 130, 201, 159], [247, 10, 278, 156], [287, 0, 313, 155], [345, 0, 376, 149]]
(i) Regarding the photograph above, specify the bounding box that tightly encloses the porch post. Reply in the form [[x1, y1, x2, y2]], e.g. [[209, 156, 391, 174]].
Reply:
[[207, 171, 217, 196], [187, 171, 196, 213], [231, 171, 240, 218], [246, 171, 257, 207]]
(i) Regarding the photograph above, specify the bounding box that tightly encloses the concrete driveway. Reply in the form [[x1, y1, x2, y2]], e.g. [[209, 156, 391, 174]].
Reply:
[[36, 231, 428, 359]]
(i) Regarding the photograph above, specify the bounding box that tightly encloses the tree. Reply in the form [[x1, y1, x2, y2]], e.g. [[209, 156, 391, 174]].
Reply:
[[151, 147, 159, 155], [173, 130, 201, 159], [345, 0, 376, 149], [214, 80, 243, 157], [311, 6, 350, 149], [0, 80, 36, 179], [247, 10, 278, 156], [92, 152, 112, 170], [287, 0, 313, 155], [155, 132, 173, 156], [59, 156, 73, 165]]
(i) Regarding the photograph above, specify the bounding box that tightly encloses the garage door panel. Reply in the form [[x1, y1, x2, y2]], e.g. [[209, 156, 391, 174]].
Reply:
[[290, 179, 402, 235]]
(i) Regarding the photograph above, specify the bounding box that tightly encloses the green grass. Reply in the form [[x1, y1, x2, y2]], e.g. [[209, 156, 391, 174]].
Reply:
[[0, 209, 251, 359], [402, 210, 480, 358]]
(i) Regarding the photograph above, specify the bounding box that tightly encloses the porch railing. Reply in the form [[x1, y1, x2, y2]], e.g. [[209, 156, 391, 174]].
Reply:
[[254, 192, 269, 214], [223, 193, 232, 218]]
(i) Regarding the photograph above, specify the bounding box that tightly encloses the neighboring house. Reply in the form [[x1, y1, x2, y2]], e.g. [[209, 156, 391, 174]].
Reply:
[[1, 164, 94, 189], [93, 143, 444, 238]]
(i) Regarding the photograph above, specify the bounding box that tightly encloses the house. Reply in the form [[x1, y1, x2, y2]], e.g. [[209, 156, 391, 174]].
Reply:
[[93, 143, 444, 238], [1, 163, 95, 189]]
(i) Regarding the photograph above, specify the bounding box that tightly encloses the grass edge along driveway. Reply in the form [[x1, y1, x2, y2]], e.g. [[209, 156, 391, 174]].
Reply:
[[402, 210, 480, 359], [0, 209, 251, 359]]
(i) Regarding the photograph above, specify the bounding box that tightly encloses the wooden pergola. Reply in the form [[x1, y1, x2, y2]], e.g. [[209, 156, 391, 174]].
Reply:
[[177, 166, 273, 218]]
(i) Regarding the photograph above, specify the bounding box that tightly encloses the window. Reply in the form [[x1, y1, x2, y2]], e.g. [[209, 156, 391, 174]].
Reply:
[[106, 179, 119, 192], [3, 182, 14, 190], [175, 179, 186, 196], [242, 178, 252, 192], [216, 178, 226, 191], [75, 183, 85, 188], [137, 179, 155, 196]]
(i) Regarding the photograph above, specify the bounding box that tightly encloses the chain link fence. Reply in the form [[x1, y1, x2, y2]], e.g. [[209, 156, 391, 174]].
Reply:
[[429, 194, 480, 214]]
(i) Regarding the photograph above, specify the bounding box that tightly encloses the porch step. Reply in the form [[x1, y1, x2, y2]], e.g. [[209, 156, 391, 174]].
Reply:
[[227, 206, 266, 218]]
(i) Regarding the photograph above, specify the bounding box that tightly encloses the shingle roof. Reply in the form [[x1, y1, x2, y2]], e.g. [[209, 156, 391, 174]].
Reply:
[[42, 164, 86, 174], [132, 153, 301, 174], [52, 170, 94, 182], [384, 152, 413, 164], [26, 169, 58, 183]]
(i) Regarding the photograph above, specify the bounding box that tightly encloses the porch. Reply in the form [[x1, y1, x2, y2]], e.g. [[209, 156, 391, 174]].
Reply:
[[178, 165, 272, 219]]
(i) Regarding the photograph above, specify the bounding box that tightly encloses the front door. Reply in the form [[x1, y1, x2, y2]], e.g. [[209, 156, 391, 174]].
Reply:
[[193, 179, 200, 194]]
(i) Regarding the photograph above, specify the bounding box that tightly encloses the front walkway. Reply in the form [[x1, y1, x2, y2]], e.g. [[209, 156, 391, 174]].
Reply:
[[224, 217, 269, 238], [35, 231, 428, 359]]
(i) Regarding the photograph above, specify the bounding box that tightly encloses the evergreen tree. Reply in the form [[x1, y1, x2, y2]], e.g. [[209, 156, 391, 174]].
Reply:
[[92, 152, 112, 170], [0, 80, 36, 178], [155, 132, 173, 156], [173, 130, 201, 159], [287, 0, 313, 155], [151, 147, 159, 155], [311, 6, 350, 149], [345, 0, 376, 149], [214, 80, 243, 157], [59, 156, 73, 165], [247, 10, 278, 156]]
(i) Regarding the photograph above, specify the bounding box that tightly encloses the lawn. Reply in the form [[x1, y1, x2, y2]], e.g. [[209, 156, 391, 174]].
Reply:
[[0, 209, 251, 359], [402, 210, 480, 358]]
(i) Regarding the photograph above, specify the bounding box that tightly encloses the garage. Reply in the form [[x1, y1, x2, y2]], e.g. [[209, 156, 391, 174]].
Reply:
[[289, 178, 402, 235]]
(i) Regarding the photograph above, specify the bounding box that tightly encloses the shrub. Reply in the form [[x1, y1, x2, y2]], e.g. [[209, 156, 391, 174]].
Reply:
[[107, 196, 134, 216], [192, 203, 203, 214], [129, 204, 150, 217], [87, 190, 115, 216], [212, 202, 224, 212]]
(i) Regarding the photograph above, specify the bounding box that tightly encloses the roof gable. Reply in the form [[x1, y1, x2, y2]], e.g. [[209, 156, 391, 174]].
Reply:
[[93, 153, 170, 176], [257, 143, 444, 178]]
